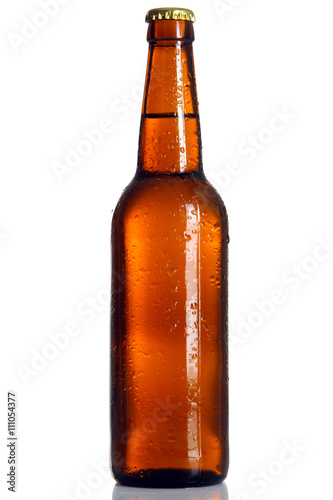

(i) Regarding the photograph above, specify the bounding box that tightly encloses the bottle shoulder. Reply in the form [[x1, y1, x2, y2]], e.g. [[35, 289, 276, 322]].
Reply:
[[112, 173, 228, 231]]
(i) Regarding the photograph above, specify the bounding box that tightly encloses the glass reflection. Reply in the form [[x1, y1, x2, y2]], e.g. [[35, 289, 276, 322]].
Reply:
[[112, 482, 228, 500]]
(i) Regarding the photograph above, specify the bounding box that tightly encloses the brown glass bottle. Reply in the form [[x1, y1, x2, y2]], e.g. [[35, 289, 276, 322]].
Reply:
[[111, 8, 229, 488]]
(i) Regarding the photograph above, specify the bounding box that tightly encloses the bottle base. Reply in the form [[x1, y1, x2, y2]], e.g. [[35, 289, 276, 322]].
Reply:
[[113, 468, 225, 488]]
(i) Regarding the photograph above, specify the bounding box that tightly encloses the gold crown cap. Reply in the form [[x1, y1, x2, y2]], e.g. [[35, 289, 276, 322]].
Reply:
[[145, 8, 196, 23]]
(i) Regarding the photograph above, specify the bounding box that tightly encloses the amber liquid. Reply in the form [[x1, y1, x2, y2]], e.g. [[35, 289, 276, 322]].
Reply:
[[111, 19, 229, 488]]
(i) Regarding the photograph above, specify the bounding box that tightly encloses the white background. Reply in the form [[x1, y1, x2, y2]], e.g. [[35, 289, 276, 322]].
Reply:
[[1, 0, 333, 499]]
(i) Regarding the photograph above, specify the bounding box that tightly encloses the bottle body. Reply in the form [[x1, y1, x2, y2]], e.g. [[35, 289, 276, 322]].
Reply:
[[111, 172, 228, 487], [111, 10, 229, 488]]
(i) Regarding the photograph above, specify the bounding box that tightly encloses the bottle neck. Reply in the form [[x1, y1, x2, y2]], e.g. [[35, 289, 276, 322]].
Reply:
[[137, 20, 202, 175]]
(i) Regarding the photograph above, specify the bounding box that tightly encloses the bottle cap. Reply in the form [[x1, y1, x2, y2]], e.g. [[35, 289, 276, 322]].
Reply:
[[145, 8, 196, 23]]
